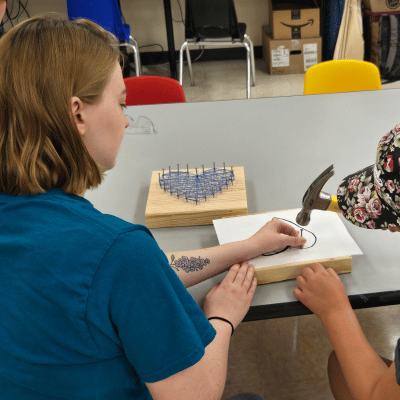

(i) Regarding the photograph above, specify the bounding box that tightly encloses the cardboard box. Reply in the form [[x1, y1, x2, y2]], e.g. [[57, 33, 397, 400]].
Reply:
[[363, 0, 400, 12], [269, 0, 320, 39], [262, 26, 321, 75]]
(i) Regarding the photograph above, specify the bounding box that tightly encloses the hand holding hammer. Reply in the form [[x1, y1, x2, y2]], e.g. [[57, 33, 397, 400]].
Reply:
[[296, 164, 341, 226]]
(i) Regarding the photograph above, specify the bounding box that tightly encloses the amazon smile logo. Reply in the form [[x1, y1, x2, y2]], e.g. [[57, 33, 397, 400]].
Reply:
[[280, 19, 314, 29]]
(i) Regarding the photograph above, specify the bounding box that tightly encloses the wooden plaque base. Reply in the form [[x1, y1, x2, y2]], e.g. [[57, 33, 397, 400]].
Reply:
[[218, 210, 353, 285], [145, 166, 248, 228], [254, 255, 352, 285]]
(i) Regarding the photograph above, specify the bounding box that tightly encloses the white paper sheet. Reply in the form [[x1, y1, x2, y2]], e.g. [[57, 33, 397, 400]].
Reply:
[[213, 209, 363, 269]]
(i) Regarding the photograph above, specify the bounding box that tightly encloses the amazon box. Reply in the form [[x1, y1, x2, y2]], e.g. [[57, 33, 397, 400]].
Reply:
[[363, 0, 400, 12], [262, 26, 321, 75], [269, 0, 320, 39]]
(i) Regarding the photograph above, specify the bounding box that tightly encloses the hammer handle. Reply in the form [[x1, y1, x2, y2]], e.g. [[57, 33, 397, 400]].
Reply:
[[327, 196, 341, 213]]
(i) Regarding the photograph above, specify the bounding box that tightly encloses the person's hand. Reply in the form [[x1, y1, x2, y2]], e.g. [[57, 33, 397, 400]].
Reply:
[[293, 263, 352, 324], [248, 218, 306, 256], [203, 262, 257, 329]]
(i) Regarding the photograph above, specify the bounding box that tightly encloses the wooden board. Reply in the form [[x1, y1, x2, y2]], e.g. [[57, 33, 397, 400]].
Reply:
[[254, 255, 352, 285], [218, 210, 352, 285], [145, 166, 248, 228], [253, 210, 352, 284]]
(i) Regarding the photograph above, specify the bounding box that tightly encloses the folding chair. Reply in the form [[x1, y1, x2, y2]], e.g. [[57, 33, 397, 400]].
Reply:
[[304, 60, 381, 95], [179, 0, 255, 99], [124, 76, 186, 105]]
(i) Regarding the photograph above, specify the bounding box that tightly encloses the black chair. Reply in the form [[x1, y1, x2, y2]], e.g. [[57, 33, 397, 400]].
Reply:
[[179, 0, 256, 99]]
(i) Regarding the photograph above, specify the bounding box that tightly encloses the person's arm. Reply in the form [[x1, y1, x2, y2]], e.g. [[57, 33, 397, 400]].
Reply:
[[146, 320, 231, 400], [294, 263, 400, 400], [146, 262, 257, 400], [166, 219, 306, 287]]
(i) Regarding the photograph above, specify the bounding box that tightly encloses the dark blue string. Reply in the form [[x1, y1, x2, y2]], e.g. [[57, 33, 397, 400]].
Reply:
[[159, 168, 235, 203]]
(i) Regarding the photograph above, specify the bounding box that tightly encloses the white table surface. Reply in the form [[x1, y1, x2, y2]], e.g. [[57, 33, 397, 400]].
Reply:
[[84, 89, 400, 310]]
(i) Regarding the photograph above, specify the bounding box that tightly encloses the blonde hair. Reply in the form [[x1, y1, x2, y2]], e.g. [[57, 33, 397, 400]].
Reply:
[[0, 13, 123, 195]]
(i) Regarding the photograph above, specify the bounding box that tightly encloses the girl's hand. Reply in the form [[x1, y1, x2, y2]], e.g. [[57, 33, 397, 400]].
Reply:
[[203, 262, 257, 329], [293, 263, 352, 323], [248, 218, 306, 256]]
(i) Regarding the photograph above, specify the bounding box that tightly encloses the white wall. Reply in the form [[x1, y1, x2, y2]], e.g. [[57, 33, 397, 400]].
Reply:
[[2, 0, 269, 51]]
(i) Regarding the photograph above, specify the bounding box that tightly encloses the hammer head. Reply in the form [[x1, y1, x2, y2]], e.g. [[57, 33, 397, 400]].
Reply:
[[296, 165, 335, 226]]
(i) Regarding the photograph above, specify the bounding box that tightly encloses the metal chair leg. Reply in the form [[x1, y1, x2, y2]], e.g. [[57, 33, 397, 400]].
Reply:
[[129, 36, 142, 76], [179, 42, 188, 85], [244, 42, 251, 99], [121, 43, 141, 77], [185, 44, 195, 86], [244, 34, 256, 86]]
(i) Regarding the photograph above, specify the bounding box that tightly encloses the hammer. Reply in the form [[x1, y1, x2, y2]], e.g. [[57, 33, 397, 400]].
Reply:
[[296, 164, 341, 226]]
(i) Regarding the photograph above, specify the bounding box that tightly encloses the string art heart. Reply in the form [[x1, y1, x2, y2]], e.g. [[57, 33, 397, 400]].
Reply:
[[158, 167, 235, 203]]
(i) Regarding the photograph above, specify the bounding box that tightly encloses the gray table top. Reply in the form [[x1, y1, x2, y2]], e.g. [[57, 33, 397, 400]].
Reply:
[[84, 89, 400, 311]]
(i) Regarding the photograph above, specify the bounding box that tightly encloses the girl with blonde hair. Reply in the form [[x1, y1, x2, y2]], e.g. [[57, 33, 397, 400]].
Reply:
[[0, 14, 304, 400]]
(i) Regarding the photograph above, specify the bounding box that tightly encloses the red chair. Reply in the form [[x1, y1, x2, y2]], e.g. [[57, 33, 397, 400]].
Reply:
[[124, 76, 186, 106]]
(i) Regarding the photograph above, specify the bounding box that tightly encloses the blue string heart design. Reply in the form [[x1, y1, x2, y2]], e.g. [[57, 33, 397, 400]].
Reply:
[[159, 168, 235, 203]]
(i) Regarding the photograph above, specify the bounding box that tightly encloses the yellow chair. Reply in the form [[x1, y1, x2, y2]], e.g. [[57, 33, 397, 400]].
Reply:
[[304, 60, 381, 95]]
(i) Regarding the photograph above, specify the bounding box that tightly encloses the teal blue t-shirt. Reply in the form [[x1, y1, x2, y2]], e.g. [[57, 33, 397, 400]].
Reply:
[[0, 189, 216, 399]]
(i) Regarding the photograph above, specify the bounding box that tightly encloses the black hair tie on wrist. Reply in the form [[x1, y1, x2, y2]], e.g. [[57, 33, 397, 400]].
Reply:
[[207, 317, 234, 336]]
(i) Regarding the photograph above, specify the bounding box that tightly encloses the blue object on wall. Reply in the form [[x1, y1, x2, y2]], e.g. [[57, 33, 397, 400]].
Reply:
[[66, 0, 130, 42]]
